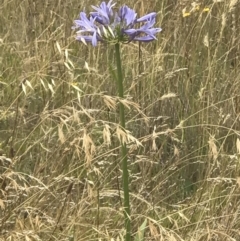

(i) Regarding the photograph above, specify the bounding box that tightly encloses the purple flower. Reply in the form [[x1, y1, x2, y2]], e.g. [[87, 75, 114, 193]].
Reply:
[[73, 1, 162, 46], [118, 5, 137, 27], [90, 0, 116, 25], [72, 12, 99, 46]]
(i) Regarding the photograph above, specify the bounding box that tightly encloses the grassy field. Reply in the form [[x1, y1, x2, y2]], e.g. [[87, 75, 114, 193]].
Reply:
[[1, 0, 240, 240]]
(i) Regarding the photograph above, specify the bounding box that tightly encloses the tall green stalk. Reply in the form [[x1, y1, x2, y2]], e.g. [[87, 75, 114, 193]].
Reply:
[[115, 43, 131, 241]]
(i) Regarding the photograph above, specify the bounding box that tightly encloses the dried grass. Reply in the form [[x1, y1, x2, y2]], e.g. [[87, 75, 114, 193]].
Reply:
[[1, 0, 240, 240]]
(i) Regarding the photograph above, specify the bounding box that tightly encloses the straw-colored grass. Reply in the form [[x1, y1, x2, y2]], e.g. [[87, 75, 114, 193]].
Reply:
[[1, 0, 240, 240]]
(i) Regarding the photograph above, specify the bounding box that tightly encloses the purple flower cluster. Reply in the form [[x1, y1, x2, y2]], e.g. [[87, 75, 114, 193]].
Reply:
[[73, 0, 162, 46]]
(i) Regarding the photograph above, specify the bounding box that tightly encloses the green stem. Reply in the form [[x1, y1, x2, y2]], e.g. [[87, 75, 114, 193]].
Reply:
[[115, 43, 131, 241]]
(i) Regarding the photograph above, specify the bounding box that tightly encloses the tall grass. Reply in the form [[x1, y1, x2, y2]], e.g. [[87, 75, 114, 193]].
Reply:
[[1, 0, 240, 240]]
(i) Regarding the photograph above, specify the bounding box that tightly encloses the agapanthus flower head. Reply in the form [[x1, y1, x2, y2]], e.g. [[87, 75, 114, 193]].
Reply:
[[73, 0, 162, 46]]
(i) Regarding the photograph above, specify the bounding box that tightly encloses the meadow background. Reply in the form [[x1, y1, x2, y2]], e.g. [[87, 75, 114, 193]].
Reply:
[[1, 0, 240, 240]]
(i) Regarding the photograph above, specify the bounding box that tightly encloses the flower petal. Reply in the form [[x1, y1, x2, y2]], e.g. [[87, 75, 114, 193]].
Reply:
[[124, 29, 138, 35], [90, 0, 116, 26], [137, 12, 157, 22], [133, 36, 156, 42], [92, 31, 98, 46], [119, 6, 137, 26]]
